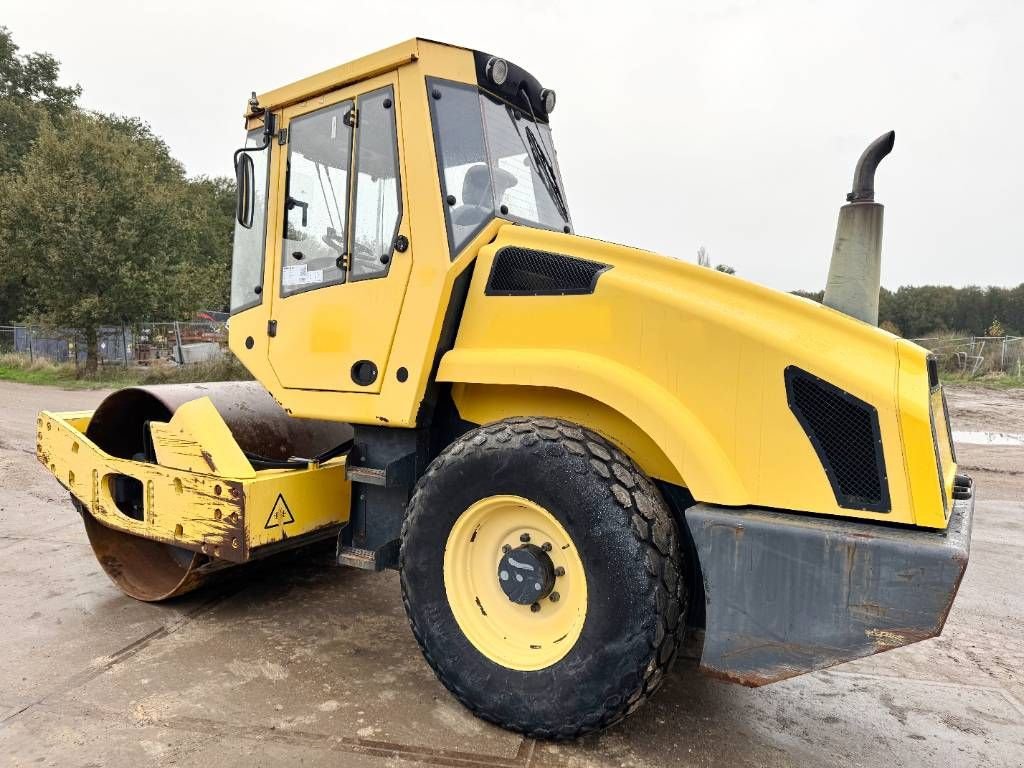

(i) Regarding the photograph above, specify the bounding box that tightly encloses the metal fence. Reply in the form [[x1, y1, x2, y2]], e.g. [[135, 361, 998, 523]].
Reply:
[[911, 335, 1024, 377], [0, 321, 228, 369]]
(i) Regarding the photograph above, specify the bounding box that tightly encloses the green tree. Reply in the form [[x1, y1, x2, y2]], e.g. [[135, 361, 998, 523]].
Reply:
[[0, 112, 227, 372], [0, 26, 81, 321], [185, 175, 237, 311], [0, 26, 80, 175]]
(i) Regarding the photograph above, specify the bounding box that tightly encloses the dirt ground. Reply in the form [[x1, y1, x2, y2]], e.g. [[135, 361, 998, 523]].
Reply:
[[0, 381, 1021, 767]]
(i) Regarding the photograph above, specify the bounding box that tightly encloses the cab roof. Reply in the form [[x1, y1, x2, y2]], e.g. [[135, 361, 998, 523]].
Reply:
[[251, 38, 451, 116], [249, 38, 554, 123]]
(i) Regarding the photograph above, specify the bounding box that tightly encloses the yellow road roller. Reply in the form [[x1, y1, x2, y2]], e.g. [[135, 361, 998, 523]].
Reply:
[[38, 38, 973, 739]]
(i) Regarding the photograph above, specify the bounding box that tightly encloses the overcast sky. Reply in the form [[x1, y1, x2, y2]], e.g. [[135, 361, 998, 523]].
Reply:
[[5, 0, 1022, 291]]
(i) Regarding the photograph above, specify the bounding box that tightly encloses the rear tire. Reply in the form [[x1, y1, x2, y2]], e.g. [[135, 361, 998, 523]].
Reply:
[[400, 417, 686, 739]]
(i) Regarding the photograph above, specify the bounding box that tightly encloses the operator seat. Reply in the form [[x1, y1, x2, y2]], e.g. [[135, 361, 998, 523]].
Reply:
[[452, 164, 518, 227]]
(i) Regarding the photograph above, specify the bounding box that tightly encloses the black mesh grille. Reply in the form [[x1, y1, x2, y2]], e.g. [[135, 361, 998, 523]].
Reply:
[[785, 367, 890, 512], [486, 247, 609, 295]]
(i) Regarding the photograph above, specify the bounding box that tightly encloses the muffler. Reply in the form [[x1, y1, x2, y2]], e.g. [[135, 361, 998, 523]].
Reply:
[[823, 131, 895, 325]]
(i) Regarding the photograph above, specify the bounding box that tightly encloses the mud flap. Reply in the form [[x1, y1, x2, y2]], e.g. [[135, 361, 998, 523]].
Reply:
[[685, 491, 973, 686]]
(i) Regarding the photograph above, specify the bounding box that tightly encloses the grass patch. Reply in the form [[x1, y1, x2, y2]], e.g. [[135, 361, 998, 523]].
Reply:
[[941, 372, 1024, 390], [0, 352, 252, 389]]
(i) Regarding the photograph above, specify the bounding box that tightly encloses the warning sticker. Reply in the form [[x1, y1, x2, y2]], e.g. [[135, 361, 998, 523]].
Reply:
[[282, 264, 324, 287], [265, 494, 296, 529]]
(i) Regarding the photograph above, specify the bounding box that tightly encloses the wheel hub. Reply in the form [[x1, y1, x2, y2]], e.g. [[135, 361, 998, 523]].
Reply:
[[497, 544, 555, 604], [443, 495, 588, 671]]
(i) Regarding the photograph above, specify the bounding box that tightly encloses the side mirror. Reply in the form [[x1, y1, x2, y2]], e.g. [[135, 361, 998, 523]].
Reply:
[[235, 152, 255, 228]]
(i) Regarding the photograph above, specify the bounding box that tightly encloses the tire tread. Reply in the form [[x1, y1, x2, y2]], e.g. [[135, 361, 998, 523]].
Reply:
[[400, 417, 686, 739]]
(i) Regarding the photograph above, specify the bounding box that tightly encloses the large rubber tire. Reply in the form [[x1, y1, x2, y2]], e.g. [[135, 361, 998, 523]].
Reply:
[[400, 417, 686, 739]]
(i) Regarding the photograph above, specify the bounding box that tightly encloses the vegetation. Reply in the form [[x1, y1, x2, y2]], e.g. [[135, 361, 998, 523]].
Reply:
[[696, 246, 735, 274], [0, 26, 80, 175], [794, 285, 1024, 339], [0, 352, 251, 389], [940, 372, 1024, 390], [0, 27, 234, 374]]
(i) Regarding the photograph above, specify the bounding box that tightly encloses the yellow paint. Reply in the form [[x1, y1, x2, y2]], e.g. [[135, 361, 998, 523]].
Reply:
[[224, 38, 952, 530], [895, 344, 956, 527], [149, 397, 254, 478], [229, 39, 484, 419], [451, 383, 682, 485], [437, 226, 954, 528], [36, 409, 351, 561], [252, 39, 420, 115], [444, 495, 587, 671], [267, 71, 412, 393]]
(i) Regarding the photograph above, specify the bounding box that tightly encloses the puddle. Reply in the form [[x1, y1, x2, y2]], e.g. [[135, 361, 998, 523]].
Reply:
[[953, 431, 1024, 446]]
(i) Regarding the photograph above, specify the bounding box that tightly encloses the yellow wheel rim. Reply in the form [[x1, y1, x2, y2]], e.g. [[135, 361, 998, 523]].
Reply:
[[444, 495, 587, 671]]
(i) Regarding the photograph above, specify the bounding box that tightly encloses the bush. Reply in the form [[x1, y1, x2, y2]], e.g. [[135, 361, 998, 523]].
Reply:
[[0, 350, 251, 388]]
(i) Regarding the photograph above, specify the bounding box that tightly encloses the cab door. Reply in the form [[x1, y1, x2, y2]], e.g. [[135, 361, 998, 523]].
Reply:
[[268, 74, 410, 393]]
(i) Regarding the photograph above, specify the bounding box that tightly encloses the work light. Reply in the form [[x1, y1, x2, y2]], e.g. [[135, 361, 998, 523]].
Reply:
[[541, 88, 556, 113], [486, 57, 509, 86]]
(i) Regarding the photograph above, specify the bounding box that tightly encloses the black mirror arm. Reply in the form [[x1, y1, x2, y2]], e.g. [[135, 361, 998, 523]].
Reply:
[[232, 113, 276, 171]]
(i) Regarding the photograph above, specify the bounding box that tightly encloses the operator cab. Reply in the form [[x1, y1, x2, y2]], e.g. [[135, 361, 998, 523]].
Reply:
[[226, 40, 572, 403]]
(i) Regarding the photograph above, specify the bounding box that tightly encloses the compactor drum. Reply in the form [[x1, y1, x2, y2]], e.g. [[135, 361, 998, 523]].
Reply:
[[39, 39, 973, 738], [70, 382, 351, 600]]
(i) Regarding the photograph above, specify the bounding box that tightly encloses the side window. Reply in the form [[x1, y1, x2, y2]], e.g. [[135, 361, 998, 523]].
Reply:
[[428, 80, 491, 256], [281, 100, 353, 297], [351, 86, 401, 280], [229, 128, 271, 313]]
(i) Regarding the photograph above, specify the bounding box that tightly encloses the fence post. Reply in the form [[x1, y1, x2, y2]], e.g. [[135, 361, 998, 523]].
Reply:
[[1000, 337, 1006, 373], [173, 321, 184, 365], [121, 323, 130, 368]]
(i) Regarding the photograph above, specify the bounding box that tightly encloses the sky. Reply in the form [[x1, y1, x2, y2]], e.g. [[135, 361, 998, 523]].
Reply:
[[5, 0, 1022, 291]]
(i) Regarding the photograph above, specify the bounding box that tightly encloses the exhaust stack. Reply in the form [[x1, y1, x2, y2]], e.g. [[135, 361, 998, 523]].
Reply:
[[823, 131, 895, 325]]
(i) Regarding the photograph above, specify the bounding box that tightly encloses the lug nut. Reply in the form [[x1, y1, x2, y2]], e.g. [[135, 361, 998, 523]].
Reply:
[[541, 542, 552, 552], [549, 592, 560, 603], [502, 544, 512, 553], [520, 533, 531, 543], [530, 602, 541, 612], [554, 566, 565, 577]]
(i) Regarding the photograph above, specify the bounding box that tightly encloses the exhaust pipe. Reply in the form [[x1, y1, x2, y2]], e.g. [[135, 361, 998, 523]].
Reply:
[[823, 131, 895, 325]]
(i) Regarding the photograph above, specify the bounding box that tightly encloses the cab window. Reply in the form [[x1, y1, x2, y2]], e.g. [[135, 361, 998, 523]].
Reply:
[[351, 86, 401, 280], [280, 100, 353, 296], [229, 129, 271, 313]]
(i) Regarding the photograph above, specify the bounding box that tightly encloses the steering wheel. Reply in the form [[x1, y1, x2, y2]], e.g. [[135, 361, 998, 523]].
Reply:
[[321, 227, 345, 254]]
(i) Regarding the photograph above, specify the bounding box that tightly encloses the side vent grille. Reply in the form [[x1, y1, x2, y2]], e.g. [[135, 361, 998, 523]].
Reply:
[[486, 247, 609, 296], [785, 367, 890, 512]]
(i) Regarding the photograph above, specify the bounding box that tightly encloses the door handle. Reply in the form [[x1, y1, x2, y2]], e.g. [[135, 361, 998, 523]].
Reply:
[[286, 197, 309, 227]]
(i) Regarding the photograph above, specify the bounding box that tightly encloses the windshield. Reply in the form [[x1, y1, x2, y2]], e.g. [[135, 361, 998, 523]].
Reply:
[[229, 128, 271, 313], [429, 79, 571, 256]]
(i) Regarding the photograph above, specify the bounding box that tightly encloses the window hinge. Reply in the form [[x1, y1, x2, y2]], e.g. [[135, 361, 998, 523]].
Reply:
[[344, 108, 357, 128], [277, 128, 288, 145]]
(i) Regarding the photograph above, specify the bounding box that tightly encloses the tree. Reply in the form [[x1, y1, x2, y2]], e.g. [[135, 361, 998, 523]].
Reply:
[[0, 112, 228, 372], [0, 27, 81, 321], [184, 175, 237, 311], [0, 26, 81, 175]]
